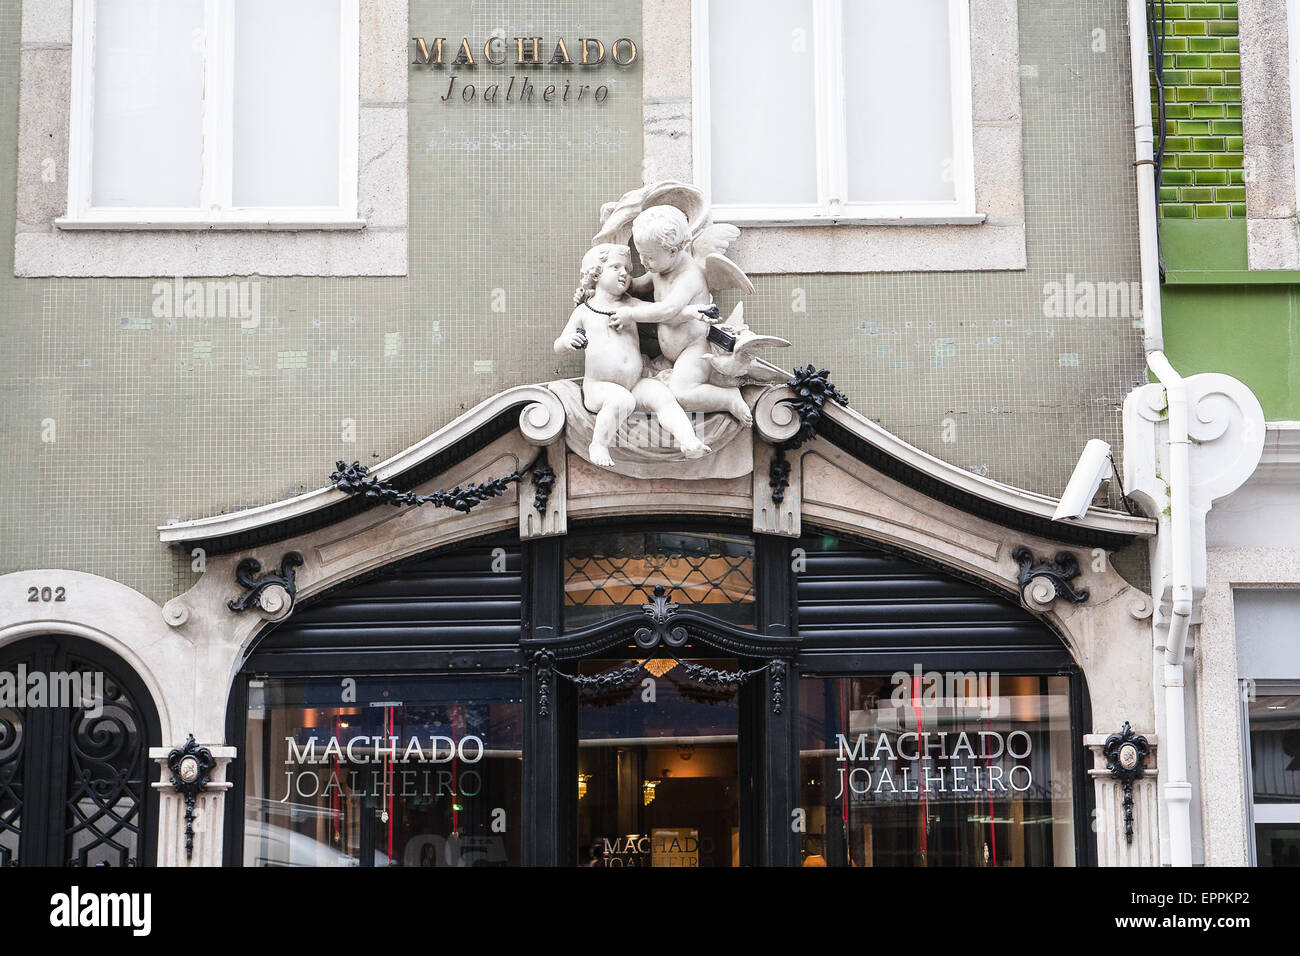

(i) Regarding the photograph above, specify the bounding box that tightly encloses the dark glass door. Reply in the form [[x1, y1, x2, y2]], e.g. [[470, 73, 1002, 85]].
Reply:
[[575, 657, 745, 867], [0, 636, 158, 867]]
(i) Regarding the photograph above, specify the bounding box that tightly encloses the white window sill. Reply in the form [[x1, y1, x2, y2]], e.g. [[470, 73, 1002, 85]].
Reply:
[[54, 217, 367, 231], [728, 214, 988, 228]]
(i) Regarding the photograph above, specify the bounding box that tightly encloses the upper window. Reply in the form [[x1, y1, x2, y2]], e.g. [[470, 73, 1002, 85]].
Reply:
[[693, 0, 975, 224], [563, 530, 756, 629], [61, 0, 359, 229]]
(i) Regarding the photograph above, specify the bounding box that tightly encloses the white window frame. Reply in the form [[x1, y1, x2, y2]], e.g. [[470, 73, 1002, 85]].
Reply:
[[58, 0, 361, 231], [691, 0, 978, 226]]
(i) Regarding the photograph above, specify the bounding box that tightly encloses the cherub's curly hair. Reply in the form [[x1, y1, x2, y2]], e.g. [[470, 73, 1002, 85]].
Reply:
[[631, 204, 690, 255], [573, 243, 630, 305]]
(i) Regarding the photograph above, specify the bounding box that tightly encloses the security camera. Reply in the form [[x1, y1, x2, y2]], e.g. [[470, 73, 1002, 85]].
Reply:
[[1052, 439, 1114, 522]]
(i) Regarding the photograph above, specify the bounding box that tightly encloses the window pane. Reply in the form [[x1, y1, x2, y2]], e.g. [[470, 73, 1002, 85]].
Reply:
[[564, 530, 756, 628], [707, 0, 817, 206], [1248, 691, 1300, 866], [233, 0, 342, 207], [244, 675, 523, 867], [92, 0, 204, 207], [843, 0, 957, 203], [799, 674, 1077, 866]]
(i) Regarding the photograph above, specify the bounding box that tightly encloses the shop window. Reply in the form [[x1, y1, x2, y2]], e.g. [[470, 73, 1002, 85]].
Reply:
[[577, 658, 741, 867], [62, 0, 359, 228], [563, 530, 756, 629], [798, 674, 1078, 867], [243, 675, 523, 867], [694, 0, 975, 222]]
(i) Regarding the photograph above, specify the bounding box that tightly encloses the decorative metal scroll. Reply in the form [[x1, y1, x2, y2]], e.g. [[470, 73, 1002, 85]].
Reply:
[[330, 450, 553, 515], [0, 703, 24, 867], [65, 661, 147, 867], [769, 365, 850, 505], [1103, 721, 1150, 846], [634, 586, 688, 649], [227, 551, 304, 614], [1012, 546, 1090, 604], [166, 735, 215, 862]]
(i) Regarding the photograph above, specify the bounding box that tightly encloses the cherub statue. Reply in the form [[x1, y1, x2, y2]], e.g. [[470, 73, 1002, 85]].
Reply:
[[607, 204, 756, 425], [591, 182, 789, 425], [554, 243, 709, 468]]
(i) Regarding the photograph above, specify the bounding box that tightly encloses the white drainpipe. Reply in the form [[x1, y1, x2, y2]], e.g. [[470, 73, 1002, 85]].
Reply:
[[1128, 0, 1194, 866]]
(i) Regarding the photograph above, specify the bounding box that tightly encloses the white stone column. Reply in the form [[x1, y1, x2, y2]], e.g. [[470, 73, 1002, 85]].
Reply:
[[1085, 734, 1160, 866], [150, 745, 237, 867]]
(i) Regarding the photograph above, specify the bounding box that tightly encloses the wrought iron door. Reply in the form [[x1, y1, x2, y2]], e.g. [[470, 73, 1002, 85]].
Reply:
[[0, 636, 158, 867]]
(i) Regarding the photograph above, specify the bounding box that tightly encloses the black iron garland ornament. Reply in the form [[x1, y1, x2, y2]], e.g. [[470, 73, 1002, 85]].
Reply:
[[1012, 545, 1090, 604], [1102, 721, 1151, 846], [166, 735, 216, 862], [532, 648, 555, 718], [330, 450, 554, 515], [769, 365, 850, 505], [227, 551, 303, 613]]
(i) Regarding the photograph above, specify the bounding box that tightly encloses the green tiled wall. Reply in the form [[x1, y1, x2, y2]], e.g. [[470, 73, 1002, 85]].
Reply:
[[1153, 3, 1244, 219]]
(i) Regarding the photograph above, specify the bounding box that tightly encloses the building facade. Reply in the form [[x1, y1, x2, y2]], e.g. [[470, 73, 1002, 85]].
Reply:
[[0, 0, 1283, 867], [1147, 0, 1300, 868]]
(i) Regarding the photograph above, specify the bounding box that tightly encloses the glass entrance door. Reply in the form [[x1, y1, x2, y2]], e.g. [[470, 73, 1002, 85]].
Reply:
[[576, 657, 743, 867]]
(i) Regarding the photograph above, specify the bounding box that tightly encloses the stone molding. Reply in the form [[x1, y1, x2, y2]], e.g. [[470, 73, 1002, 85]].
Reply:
[[1086, 733, 1161, 866], [150, 745, 237, 868], [1238, 0, 1300, 269]]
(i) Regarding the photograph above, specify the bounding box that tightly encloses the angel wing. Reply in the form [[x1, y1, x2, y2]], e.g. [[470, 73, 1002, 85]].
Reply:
[[592, 180, 706, 245], [702, 253, 755, 295], [693, 222, 740, 259]]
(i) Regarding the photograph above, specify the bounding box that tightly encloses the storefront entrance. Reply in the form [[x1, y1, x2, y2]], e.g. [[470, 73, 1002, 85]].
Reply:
[[225, 524, 1093, 866]]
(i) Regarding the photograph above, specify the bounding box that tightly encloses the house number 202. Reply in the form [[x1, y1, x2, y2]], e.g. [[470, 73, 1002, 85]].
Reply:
[[27, 586, 66, 602]]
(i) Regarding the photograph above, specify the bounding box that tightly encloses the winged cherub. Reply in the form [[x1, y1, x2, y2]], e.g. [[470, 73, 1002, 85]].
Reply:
[[554, 243, 709, 467], [607, 203, 759, 426]]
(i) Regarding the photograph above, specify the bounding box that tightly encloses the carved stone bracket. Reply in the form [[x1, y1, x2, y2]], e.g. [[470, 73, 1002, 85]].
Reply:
[[227, 551, 303, 620], [1102, 722, 1151, 846], [1013, 546, 1089, 609], [166, 735, 215, 862]]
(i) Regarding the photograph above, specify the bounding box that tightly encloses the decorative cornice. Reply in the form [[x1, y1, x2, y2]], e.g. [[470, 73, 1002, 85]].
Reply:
[[158, 376, 1153, 556], [157, 384, 564, 553]]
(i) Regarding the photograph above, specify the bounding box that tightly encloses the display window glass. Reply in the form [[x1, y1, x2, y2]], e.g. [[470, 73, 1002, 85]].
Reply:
[[242, 675, 522, 867], [799, 673, 1077, 866], [576, 658, 741, 867]]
